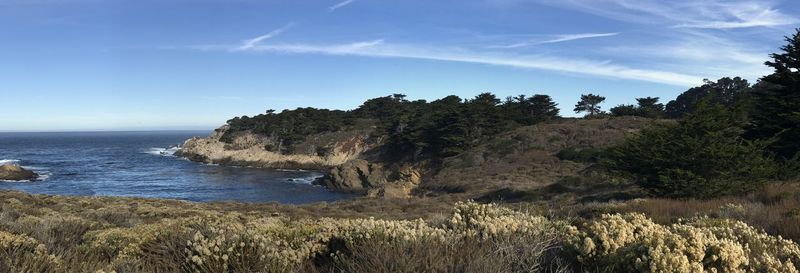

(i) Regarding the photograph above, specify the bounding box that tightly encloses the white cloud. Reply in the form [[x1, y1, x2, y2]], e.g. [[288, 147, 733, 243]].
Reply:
[[675, 4, 797, 29], [490, 32, 618, 48], [237, 23, 294, 50], [329, 0, 354, 11], [235, 38, 702, 86], [539, 32, 619, 44], [541, 0, 797, 29]]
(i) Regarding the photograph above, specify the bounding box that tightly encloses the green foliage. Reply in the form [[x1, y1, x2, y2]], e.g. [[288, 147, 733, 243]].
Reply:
[[609, 97, 665, 118], [665, 77, 752, 118], [224, 92, 560, 161], [556, 147, 604, 163], [746, 28, 800, 160], [606, 102, 782, 198], [609, 104, 639, 117], [223, 108, 351, 153], [574, 93, 606, 117]]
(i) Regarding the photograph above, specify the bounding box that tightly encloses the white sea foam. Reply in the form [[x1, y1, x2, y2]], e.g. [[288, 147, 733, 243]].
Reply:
[[0, 159, 20, 165], [145, 146, 180, 156], [285, 174, 324, 185]]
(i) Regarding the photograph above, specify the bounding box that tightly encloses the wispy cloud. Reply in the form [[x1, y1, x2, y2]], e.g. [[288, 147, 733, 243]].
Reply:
[[329, 0, 354, 12], [231, 38, 701, 86], [539, 32, 619, 44], [490, 32, 618, 48], [675, 3, 798, 29], [237, 23, 294, 50], [541, 0, 797, 29]]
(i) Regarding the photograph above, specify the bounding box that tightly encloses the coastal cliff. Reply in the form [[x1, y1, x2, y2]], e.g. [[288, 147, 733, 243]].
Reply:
[[177, 125, 426, 197], [176, 125, 373, 170]]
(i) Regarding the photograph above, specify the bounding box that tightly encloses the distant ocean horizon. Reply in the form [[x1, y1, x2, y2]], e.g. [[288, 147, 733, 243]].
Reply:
[[0, 131, 352, 203]]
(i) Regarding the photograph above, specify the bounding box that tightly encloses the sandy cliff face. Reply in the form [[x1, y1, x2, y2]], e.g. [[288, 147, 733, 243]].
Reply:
[[176, 125, 373, 170]]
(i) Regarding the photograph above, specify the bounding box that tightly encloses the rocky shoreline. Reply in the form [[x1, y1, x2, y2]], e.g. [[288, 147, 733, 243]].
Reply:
[[175, 126, 423, 197]]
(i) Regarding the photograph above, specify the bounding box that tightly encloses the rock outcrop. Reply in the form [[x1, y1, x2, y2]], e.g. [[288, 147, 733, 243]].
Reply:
[[176, 125, 374, 170], [318, 160, 422, 198], [0, 164, 38, 181]]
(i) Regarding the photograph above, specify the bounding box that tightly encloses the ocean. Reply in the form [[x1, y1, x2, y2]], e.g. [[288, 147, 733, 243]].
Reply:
[[0, 131, 353, 203]]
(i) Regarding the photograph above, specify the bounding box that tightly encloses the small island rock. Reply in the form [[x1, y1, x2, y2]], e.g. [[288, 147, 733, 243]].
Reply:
[[0, 164, 39, 181]]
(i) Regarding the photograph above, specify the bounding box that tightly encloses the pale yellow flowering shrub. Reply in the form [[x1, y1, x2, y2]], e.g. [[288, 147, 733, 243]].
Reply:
[[84, 218, 184, 261], [447, 201, 554, 239], [568, 213, 800, 273], [0, 230, 61, 271], [182, 215, 336, 273]]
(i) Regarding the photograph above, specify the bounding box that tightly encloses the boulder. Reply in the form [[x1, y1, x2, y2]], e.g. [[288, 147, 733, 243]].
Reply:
[[320, 160, 423, 198], [367, 165, 422, 199], [319, 159, 389, 194], [0, 164, 38, 181]]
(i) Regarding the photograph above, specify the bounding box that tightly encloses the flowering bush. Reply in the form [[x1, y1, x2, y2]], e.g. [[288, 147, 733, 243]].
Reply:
[[3, 197, 800, 273], [0, 230, 61, 272], [568, 213, 800, 272]]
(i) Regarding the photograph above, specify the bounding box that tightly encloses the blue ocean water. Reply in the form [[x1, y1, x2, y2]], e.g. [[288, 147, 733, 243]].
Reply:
[[0, 131, 352, 203]]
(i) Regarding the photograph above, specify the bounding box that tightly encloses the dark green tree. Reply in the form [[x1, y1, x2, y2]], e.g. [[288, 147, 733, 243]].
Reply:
[[636, 97, 664, 118], [606, 101, 781, 198], [610, 104, 639, 116], [574, 93, 606, 117], [527, 94, 560, 122], [665, 77, 751, 118], [746, 29, 800, 160]]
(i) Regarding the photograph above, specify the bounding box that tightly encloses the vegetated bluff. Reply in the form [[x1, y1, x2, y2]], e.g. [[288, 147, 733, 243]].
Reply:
[[176, 93, 654, 198]]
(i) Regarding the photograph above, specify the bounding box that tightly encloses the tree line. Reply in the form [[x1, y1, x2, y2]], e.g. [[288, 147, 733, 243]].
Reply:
[[223, 92, 560, 159]]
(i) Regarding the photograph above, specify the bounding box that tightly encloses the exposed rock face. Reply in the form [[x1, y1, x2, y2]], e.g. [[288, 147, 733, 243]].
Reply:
[[319, 159, 388, 193], [0, 164, 38, 181], [319, 160, 421, 198], [176, 125, 374, 170], [367, 165, 422, 199]]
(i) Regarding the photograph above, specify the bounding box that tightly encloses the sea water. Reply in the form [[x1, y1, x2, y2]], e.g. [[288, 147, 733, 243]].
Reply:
[[0, 131, 352, 203]]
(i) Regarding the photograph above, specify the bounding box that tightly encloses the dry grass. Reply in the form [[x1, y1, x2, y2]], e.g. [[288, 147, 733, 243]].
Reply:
[[333, 234, 569, 273], [426, 117, 660, 196], [559, 183, 800, 242]]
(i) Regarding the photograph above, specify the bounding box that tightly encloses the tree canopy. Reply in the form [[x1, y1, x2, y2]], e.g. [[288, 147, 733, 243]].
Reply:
[[574, 93, 606, 117], [606, 101, 781, 198], [746, 29, 800, 160], [223, 92, 561, 160], [665, 77, 752, 118]]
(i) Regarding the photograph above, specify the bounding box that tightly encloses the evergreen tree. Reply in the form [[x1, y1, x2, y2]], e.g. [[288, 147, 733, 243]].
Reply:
[[636, 97, 665, 118], [606, 101, 780, 198], [610, 104, 639, 116], [574, 93, 606, 117], [609, 97, 665, 118], [527, 94, 560, 122], [746, 29, 800, 160], [665, 77, 751, 118]]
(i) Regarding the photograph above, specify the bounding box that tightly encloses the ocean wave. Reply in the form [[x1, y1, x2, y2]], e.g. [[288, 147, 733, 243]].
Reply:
[[285, 174, 324, 185], [145, 146, 180, 157], [0, 159, 20, 165]]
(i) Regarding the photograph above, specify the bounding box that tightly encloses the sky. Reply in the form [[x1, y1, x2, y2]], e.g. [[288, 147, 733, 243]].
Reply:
[[0, 0, 798, 131]]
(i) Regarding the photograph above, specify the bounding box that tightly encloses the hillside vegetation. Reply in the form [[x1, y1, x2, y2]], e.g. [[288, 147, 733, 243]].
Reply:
[[3, 191, 800, 273]]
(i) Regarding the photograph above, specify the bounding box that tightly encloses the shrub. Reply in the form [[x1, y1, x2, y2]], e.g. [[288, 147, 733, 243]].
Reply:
[[605, 102, 782, 198], [567, 213, 800, 273], [556, 147, 604, 163], [0, 230, 61, 273]]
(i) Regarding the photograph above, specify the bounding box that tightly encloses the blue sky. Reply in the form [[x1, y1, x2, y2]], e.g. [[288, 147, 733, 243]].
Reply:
[[1, 0, 798, 131]]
